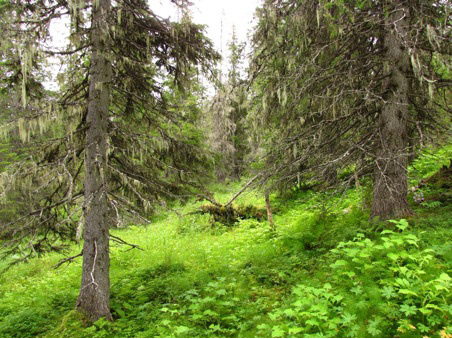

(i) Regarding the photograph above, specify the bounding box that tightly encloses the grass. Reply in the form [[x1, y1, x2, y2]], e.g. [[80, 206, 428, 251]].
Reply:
[[0, 153, 451, 337]]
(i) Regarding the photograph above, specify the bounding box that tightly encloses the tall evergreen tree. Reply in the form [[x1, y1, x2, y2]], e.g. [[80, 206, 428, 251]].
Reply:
[[0, 0, 219, 321], [205, 27, 249, 181], [250, 0, 451, 219], [76, 0, 113, 320]]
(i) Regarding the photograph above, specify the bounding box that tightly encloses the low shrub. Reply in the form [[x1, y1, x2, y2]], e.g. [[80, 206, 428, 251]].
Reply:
[[257, 220, 451, 338]]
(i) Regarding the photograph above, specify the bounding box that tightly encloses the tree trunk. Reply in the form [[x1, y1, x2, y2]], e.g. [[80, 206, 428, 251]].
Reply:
[[265, 190, 274, 230], [76, 0, 113, 322], [321, 165, 338, 188], [371, 2, 412, 220]]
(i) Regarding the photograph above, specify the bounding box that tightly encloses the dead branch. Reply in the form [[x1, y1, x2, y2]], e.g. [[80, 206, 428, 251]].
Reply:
[[54, 251, 83, 269], [44, 45, 90, 55], [109, 234, 144, 251], [196, 193, 222, 207], [224, 173, 261, 207]]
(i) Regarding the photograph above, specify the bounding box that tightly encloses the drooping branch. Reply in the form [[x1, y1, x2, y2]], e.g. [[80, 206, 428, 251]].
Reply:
[[44, 45, 90, 56]]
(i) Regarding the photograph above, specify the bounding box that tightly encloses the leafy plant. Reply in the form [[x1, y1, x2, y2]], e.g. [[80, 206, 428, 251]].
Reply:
[[409, 145, 452, 185], [329, 219, 451, 337]]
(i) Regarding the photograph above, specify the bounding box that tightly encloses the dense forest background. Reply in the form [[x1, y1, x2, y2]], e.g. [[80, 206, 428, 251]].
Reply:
[[0, 0, 450, 337]]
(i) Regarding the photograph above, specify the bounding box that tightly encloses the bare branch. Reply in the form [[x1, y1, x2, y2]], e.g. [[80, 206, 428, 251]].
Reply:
[[109, 234, 144, 251], [54, 251, 83, 269]]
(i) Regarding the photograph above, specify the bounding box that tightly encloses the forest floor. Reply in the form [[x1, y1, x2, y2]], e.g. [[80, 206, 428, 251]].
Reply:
[[0, 151, 451, 338]]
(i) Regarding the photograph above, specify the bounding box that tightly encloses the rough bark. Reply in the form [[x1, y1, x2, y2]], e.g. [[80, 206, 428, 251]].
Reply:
[[371, 2, 412, 220], [76, 0, 113, 322]]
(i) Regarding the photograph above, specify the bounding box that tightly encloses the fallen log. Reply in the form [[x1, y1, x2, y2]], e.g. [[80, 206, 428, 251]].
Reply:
[[193, 173, 266, 225], [199, 203, 267, 225]]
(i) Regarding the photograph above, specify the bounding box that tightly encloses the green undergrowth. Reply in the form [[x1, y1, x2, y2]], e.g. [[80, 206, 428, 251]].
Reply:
[[0, 151, 451, 338]]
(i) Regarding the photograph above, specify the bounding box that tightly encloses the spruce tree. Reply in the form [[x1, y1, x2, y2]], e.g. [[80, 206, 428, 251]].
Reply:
[[76, 0, 113, 320], [0, 0, 219, 322], [205, 27, 249, 181], [250, 0, 451, 219]]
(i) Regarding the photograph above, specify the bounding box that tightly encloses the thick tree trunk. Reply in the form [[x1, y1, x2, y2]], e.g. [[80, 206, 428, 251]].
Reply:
[[371, 2, 412, 220], [76, 0, 113, 322]]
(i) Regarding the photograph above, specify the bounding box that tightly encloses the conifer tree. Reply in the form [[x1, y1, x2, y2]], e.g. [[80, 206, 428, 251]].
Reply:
[[205, 27, 249, 181], [0, 0, 219, 321], [250, 0, 451, 219]]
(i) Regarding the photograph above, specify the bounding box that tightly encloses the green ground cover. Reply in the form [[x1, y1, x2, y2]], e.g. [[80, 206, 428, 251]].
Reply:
[[0, 148, 451, 338]]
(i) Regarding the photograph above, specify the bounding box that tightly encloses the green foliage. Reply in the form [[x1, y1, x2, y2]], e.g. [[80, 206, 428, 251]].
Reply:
[[330, 220, 450, 337], [274, 189, 370, 252], [46, 311, 87, 338], [256, 219, 451, 338], [0, 178, 451, 338], [409, 145, 452, 185], [408, 145, 452, 211], [176, 213, 213, 234], [146, 277, 246, 337]]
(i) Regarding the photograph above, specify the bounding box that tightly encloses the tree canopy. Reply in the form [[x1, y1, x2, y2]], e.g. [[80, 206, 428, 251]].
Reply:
[[249, 0, 451, 218]]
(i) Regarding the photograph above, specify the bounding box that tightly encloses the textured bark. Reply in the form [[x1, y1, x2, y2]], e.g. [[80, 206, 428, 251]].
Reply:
[[76, 0, 113, 322], [371, 2, 412, 220]]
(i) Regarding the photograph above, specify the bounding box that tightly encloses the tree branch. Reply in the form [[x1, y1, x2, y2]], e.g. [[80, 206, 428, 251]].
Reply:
[[109, 234, 144, 251], [44, 45, 90, 56], [225, 173, 262, 207], [54, 251, 83, 269]]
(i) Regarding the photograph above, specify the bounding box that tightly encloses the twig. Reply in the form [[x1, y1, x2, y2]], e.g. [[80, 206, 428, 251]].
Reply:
[[109, 234, 144, 251], [44, 45, 90, 55], [54, 251, 83, 269], [196, 193, 222, 207]]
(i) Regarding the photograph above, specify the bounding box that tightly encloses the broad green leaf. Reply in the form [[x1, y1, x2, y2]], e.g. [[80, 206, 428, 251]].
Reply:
[[341, 312, 357, 325], [192, 314, 203, 320], [203, 309, 219, 317], [215, 289, 227, 296], [387, 253, 399, 261], [399, 289, 418, 296], [288, 326, 303, 334], [381, 286, 396, 299], [400, 304, 417, 316], [332, 259, 348, 267], [175, 326, 191, 334], [439, 273, 451, 281], [283, 308, 297, 317], [306, 318, 319, 327], [271, 325, 285, 338]]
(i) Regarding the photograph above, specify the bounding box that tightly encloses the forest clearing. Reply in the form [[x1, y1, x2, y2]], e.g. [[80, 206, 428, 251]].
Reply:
[[0, 0, 450, 337]]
